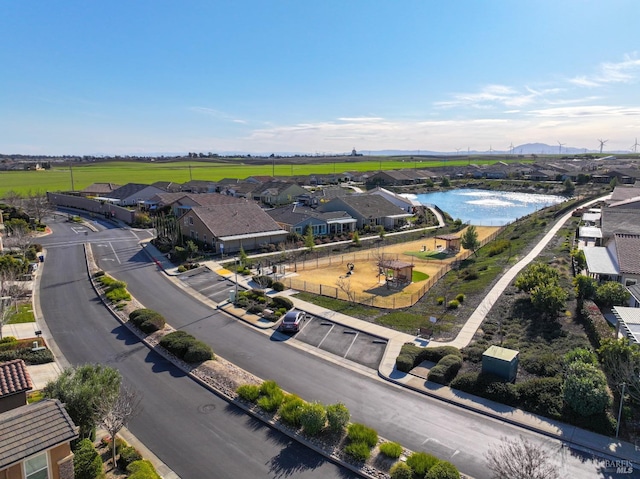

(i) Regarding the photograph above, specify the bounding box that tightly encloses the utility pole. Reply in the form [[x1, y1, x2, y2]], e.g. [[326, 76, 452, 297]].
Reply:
[[616, 382, 626, 438], [70, 163, 75, 191]]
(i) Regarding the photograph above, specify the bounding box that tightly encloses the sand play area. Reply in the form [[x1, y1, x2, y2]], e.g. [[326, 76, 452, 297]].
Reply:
[[287, 226, 500, 308]]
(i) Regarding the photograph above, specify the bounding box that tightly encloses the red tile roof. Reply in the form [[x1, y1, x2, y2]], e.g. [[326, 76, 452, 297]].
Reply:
[[0, 359, 33, 397]]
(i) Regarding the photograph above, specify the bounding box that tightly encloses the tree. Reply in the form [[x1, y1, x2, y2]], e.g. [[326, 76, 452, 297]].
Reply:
[[570, 248, 586, 270], [595, 281, 630, 308], [0, 266, 24, 339], [303, 225, 315, 251], [185, 240, 198, 261], [563, 362, 611, 416], [562, 178, 575, 196], [598, 338, 640, 403], [336, 277, 356, 303], [530, 282, 568, 318], [23, 190, 52, 224], [351, 231, 360, 246], [43, 364, 121, 439], [441, 177, 450, 187], [460, 225, 480, 256], [514, 263, 559, 293], [485, 436, 559, 479], [97, 383, 143, 467], [573, 274, 596, 300]]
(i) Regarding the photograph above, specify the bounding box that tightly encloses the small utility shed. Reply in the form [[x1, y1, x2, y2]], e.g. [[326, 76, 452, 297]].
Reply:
[[482, 345, 519, 382]]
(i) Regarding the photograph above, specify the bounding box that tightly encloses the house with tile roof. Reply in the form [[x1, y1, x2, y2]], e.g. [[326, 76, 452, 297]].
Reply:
[[181, 180, 217, 193], [104, 183, 166, 206], [319, 194, 413, 230], [266, 204, 356, 237], [0, 359, 33, 413], [145, 192, 247, 216], [179, 204, 287, 254], [253, 181, 308, 207], [0, 399, 78, 479], [78, 182, 121, 198], [583, 234, 640, 290]]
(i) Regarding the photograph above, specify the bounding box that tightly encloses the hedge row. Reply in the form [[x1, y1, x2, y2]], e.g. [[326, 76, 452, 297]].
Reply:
[[427, 354, 463, 385], [395, 344, 462, 373], [578, 299, 614, 349], [450, 371, 616, 435], [236, 379, 460, 476], [127, 460, 161, 479], [159, 330, 214, 363], [129, 308, 166, 333]]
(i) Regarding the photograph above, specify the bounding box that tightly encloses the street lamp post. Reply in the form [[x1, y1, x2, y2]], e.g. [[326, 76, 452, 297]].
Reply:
[[616, 382, 626, 438]]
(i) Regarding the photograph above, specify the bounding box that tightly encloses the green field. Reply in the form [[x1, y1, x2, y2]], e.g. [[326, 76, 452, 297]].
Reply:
[[0, 156, 524, 198]]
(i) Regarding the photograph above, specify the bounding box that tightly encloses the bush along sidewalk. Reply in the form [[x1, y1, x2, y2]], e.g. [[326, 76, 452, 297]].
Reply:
[[85, 245, 463, 478], [235, 379, 464, 479]]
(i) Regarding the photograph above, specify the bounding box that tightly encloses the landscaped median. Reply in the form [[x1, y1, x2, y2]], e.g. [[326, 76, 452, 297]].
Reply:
[[84, 244, 469, 478]]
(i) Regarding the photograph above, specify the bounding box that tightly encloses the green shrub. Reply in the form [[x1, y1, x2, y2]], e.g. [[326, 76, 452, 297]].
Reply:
[[325, 402, 350, 433], [436, 296, 444, 305], [257, 380, 284, 412], [344, 441, 371, 462], [0, 336, 17, 344], [347, 423, 377, 448], [272, 281, 285, 292], [447, 299, 459, 309], [177, 265, 187, 273], [579, 300, 614, 349], [159, 331, 193, 358], [117, 445, 142, 470], [378, 441, 403, 458], [395, 344, 462, 372], [236, 384, 260, 402], [427, 354, 463, 385], [486, 239, 511, 257], [389, 461, 413, 479], [73, 438, 104, 479], [516, 377, 563, 418], [455, 293, 465, 303], [406, 452, 439, 477], [278, 394, 306, 427], [127, 460, 161, 479], [106, 287, 131, 302], [426, 461, 460, 479], [129, 309, 166, 333], [0, 348, 54, 365], [183, 340, 214, 363], [270, 296, 293, 310], [300, 402, 327, 436], [563, 362, 611, 416]]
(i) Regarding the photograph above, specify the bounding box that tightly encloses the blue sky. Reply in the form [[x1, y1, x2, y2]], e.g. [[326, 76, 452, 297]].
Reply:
[[2, 1, 639, 156]]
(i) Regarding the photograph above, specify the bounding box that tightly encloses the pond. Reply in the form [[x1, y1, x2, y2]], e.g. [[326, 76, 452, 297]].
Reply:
[[405, 189, 567, 226]]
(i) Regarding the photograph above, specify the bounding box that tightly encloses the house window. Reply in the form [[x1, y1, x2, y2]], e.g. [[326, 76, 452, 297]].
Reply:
[[203, 234, 207, 244], [25, 452, 49, 479], [188, 217, 194, 226]]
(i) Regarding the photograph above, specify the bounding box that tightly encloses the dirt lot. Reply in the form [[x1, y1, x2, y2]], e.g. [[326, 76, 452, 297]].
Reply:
[[290, 226, 500, 307]]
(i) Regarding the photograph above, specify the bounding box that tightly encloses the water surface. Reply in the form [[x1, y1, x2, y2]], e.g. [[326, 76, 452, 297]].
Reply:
[[405, 189, 566, 226]]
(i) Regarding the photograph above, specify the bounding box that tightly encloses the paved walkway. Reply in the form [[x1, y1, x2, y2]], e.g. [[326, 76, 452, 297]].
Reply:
[[137, 194, 640, 467]]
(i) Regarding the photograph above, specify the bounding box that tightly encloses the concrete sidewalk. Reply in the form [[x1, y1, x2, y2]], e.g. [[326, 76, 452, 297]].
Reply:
[[138, 194, 640, 467]]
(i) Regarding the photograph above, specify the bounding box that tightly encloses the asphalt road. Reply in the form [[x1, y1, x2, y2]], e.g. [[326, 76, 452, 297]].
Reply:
[[38, 216, 637, 478], [38, 217, 358, 479]]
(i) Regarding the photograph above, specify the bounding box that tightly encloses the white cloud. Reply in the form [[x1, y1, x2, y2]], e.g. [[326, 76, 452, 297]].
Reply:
[[569, 53, 640, 87], [190, 106, 246, 124]]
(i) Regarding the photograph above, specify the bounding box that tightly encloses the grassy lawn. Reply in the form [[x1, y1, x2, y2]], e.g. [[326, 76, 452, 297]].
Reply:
[[411, 270, 429, 282], [7, 303, 35, 324], [0, 156, 528, 197], [292, 292, 382, 320]]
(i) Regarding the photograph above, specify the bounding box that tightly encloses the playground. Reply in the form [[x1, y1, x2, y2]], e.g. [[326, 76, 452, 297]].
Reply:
[[286, 226, 501, 308]]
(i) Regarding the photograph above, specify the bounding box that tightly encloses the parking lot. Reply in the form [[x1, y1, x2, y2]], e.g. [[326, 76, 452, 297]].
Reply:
[[179, 268, 387, 370], [178, 268, 244, 303], [278, 314, 387, 370]]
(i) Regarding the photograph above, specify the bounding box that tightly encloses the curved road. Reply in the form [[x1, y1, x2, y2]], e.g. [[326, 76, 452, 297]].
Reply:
[[38, 217, 358, 479]]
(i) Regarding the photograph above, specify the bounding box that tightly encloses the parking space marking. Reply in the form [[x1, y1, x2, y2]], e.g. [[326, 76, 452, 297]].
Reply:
[[343, 332, 359, 359], [316, 324, 335, 348], [298, 316, 312, 334]]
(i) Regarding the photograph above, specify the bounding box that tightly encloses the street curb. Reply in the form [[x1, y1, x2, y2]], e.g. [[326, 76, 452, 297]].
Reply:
[[85, 244, 382, 479]]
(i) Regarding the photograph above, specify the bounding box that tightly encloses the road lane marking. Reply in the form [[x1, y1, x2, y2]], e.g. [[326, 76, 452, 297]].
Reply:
[[109, 242, 121, 264]]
